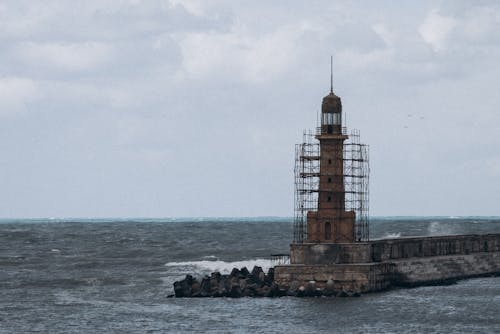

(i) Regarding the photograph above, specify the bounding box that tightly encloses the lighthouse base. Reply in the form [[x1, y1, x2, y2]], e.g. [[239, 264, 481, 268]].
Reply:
[[274, 234, 500, 293]]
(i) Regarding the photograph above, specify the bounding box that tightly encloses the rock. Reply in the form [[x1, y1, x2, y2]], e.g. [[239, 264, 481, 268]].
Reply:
[[211, 272, 221, 281], [240, 267, 250, 277], [297, 286, 306, 297], [336, 290, 348, 298], [347, 291, 361, 297], [229, 284, 242, 298], [191, 281, 201, 294], [246, 283, 258, 292], [258, 285, 270, 297], [218, 281, 229, 297], [277, 288, 288, 297], [200, 276, 211, 295], [242, 287, 255, 297], [251, 266, 264, 281], [230, 276, 239, 286], [166, 294, 175, 298], [304, 281, 317, 297], [173, 280, 184, 297], [265, 268, 275, 284], [171, 266, 300, 298], [230, 268, 240, 278], [258, 271, 266, 283], [326, 279, 335, 292], [265, 283, 279, 297], [289, 280, 300, 293], [184, 274, 194, 284], [173, 275, 196, 297]]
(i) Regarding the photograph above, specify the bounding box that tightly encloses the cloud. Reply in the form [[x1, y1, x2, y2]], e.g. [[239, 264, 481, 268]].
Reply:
[[13, 41, 114, 73], [177, 24, 302, 83], [0, 1, 499, 217], [0, 77, 41, 115], [167, 0, 206, 17], [419, 9, 457, 52]]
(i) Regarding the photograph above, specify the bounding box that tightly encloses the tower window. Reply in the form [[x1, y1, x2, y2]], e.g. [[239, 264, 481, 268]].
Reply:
[[328, 177, 332, 183], [327, 195, 331, 202], [328, 159, 332, 164]]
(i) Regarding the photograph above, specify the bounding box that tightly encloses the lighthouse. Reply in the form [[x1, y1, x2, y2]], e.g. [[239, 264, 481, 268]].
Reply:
[[306, 82, 356, 243], [293, 59, 369, 244]]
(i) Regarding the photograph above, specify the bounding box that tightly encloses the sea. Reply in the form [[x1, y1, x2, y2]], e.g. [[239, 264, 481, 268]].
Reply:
[[1, 217, 499, 333]]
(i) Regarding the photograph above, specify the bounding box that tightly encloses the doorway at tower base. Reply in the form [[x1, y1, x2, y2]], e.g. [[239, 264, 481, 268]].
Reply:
[[306, 210, 355, 243]]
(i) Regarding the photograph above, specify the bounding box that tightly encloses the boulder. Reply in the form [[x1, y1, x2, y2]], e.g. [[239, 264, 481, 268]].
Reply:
[[229, 284, 242, 298], [347, 291, 361, 297], [191, 281, 201, 296], [265, 268, 275, 284], [336, 290, 348, 298], [239, 278, 247, 290], [173, 280, 183, 297], [251, 266, 264, 283], [242, 287, 255, 297], [211, 272, 221, 281], [230, 268, 240, 278], [258, 285, 270, 297], [289, 280, 300, 293], [200, 276, 211, 296], [265, 283, 279, 297], [240, 267, 250, 277], [258, 271, 266, 283], [326, 279, 335, 292], [217, 281, 228, 297], [173, 275, 196, 297], [305, 281, 317, 297]]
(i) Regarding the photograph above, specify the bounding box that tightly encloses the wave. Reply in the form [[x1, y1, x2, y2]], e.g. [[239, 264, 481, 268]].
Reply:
[[428, 221, 453, 235], [379, 232, 401, 239], [164, 258, 273, 274]]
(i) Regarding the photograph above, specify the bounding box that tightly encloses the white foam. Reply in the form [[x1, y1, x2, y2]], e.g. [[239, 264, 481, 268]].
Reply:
[[428, 221, 453, 235], [380, 232, 401, 239], [164, 258, 273, 274]]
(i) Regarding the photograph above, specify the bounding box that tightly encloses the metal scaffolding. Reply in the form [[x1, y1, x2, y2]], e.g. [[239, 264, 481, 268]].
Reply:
[[293, 130, 320, 243], [293, 128, 370, 243], [344, 129, 370, 242]]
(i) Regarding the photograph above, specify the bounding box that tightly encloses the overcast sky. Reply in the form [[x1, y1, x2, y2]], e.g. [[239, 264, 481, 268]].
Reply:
[[1, 0, 499, 218]]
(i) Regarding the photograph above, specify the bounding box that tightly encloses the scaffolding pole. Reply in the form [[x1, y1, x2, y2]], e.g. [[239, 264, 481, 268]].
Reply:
[[293, 129, 370, 243]]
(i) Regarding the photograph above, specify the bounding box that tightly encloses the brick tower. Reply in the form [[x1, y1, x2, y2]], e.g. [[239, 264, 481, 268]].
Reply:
[[306, 65, 355, 243]]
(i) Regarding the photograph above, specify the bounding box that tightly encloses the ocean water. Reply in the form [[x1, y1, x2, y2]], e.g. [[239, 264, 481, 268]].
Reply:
[[1, 217, 499, 333]]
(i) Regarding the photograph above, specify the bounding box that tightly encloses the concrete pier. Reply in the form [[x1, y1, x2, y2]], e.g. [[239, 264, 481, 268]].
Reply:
[[274, 234, 500, 293]]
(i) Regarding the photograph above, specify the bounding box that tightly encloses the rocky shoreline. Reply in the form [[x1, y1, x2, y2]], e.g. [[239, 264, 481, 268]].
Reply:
[[172, 266, 361, 298]]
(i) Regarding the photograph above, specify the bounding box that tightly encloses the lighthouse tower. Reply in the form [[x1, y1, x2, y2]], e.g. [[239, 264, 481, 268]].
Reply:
[[293, 59, 369, 244], [306, 68, 355, 243]]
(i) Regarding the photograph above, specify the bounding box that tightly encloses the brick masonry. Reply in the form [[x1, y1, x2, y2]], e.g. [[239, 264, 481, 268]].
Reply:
[[274, 234, 500, 292]]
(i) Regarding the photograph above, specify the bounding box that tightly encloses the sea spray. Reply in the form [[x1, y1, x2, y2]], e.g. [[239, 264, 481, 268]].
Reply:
[[165, 258, 273, 275]]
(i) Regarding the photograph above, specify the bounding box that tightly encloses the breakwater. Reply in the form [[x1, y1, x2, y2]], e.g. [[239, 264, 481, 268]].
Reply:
[[173, 233, 500, 297], [172, 265, 361, 298], [172, 266, 280, 298], [275, 233, 500, 293]]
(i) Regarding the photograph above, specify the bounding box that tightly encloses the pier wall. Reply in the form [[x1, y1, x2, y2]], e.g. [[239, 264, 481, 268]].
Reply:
[[275, 234, 500, 292]]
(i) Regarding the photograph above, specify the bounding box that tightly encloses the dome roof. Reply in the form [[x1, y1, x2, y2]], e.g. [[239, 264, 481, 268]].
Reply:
[[322, 91, 342, 114]]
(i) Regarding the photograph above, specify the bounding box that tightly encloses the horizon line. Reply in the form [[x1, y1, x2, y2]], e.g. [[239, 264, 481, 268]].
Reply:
[[1, 215, 500, 220]]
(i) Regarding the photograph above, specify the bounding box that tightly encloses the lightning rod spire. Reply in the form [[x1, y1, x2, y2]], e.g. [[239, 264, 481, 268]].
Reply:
[[330, 55, 333, 94]]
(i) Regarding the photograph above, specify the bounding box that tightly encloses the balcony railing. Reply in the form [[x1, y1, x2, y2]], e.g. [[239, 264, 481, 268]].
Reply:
[[315, 126, 348, 135]]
